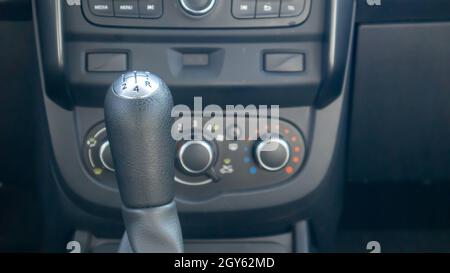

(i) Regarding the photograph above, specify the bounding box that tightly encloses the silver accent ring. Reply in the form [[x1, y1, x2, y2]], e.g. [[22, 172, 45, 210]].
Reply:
[[175, 176, 213, 186], [99, 141, 115, 172], [256, 138, 290, 172], [178, 140, 214, 174], [179, 0, 216, 16]]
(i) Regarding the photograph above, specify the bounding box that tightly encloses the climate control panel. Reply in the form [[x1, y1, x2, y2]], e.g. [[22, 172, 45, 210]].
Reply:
[[82, 118, 306, 199]]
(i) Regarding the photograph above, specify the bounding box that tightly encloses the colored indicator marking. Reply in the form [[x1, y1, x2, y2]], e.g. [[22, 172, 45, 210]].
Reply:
[[249, 166, 257, 175], [87, 138, 97, 148], [244, 156, 251, 163], [293, 156, 301, 164], [93, 168, 103, 176], [224, 158, 232, 165], [291, 136, 298, 142], [285, 166, 294, 175], [294, 146, 301, 153], [284, 129, 290, 135]]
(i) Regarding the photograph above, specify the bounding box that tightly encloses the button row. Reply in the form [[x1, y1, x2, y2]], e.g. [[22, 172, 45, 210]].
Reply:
[[233, 0, 305, 19], [89, 0, 163, 18]]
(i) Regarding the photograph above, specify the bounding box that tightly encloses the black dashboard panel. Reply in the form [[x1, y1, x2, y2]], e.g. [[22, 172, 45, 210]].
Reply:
[[348, 0, 450, 184], [0, 0, 31, 20], [21, 0, 450, 252], [356, 0, 450, 23], [82, 0, 312, 28], [348, 22, 450, 184], [62, 0, 324, 108], [33, 0, 355, 243], [36, 0, 354, 109]]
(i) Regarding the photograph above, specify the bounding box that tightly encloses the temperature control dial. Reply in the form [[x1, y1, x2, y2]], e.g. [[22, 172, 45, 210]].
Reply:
[[255, 137, 290, 172]]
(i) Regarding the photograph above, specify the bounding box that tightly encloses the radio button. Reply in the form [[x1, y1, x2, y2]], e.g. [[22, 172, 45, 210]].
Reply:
[[256, 0, 280, 18], [232, 0, 256, 19], [89, 0, 114, 17], [280, 0, 305, 17], [139, 0, 163, 18], [114, 0, 139, 18]]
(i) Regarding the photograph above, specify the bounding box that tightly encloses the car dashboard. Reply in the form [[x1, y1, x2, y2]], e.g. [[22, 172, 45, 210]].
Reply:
[[1, 0, 450, 253]]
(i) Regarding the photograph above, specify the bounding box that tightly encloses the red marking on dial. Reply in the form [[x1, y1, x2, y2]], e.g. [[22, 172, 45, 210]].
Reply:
[[285, 166, 294, 174]]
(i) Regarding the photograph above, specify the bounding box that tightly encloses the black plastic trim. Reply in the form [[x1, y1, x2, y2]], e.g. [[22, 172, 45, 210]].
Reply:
[[0, 0, 31, 20], [33, 0, 73, 109], [81, 0, 312, 29], [356, 0, 450, 23]]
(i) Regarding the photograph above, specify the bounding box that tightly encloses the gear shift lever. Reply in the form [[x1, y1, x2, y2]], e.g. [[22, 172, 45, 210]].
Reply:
[[104, 71, 183, 253]]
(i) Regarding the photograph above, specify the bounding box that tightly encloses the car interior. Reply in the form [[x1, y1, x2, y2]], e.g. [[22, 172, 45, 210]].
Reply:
[[1, 0, 450, 253]]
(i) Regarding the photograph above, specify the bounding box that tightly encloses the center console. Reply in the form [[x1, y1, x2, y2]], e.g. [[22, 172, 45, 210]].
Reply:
[[33, 0, 355, 252]]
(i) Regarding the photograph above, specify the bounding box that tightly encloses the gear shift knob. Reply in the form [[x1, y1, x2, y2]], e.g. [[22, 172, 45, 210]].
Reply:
[[105, 71, 183, 252], [105, 71, 175, 208]]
